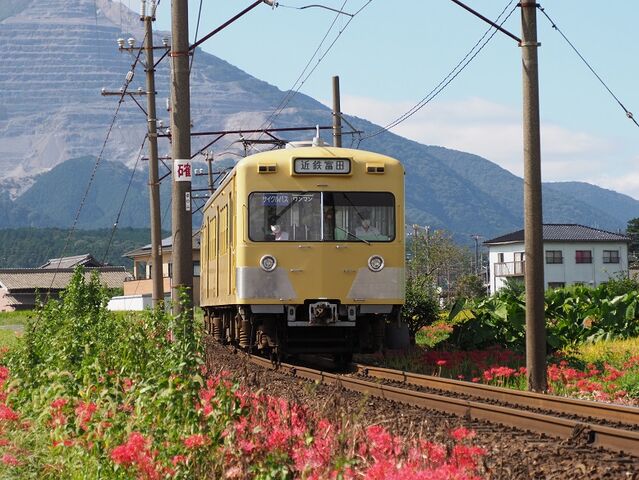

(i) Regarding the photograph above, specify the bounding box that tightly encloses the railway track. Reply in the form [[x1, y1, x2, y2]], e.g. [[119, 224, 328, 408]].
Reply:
[[247, 354, 639, 457]]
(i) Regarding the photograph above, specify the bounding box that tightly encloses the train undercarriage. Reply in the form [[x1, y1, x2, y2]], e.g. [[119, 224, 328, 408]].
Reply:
[[203, 302, 398, 363]]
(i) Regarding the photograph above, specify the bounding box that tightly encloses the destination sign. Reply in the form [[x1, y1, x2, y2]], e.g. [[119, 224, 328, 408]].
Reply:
[[293, 158, 351, 175]]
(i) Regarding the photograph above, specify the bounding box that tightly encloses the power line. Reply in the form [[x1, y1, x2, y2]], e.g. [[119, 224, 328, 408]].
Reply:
[[48, 31, 148, 290], [101, 135, 147, 265], [259, 0, 373, 137], [190, 0, 205, 72], [538, 5, 638, 129], [358, 0, 517, 144]]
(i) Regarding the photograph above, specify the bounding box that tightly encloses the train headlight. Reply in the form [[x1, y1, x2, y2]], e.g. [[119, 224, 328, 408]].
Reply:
[[259, 254, 277, 272], [368, 255, 384, 272]]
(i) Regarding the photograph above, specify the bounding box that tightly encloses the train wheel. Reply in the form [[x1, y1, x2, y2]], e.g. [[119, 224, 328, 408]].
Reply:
[[332, 352, 353, 367]]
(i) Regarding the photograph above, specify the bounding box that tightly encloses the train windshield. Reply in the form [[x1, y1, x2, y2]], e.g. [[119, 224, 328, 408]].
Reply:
[[248, 192, 395, 242]]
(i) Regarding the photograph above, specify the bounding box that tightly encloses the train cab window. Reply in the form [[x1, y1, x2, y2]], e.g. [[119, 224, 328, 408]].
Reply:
[[248, 191, 395, 242]]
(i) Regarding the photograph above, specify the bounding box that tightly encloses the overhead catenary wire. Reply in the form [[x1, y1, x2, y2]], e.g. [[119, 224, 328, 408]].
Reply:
[[48, 31, 148, 291], [258, 0, 373, 138], [100, 135, 147, 265], [538, 5, 638, 128], [190, 0, 205, 72], [358, 0, 517, 144]]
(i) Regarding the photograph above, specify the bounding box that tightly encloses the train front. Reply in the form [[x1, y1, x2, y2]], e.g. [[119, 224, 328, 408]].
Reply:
[[236, 146, 405, 357]]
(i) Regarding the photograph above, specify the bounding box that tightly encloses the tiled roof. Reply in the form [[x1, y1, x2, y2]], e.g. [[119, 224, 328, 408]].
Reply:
[[485, 224, 630, 245], [124, 232, 201, 258], [40, 254, 103, 269], [0, 267, 132, 291]]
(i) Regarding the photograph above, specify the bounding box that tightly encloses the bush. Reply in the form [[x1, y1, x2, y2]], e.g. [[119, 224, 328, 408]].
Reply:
[[402, 274, 440, 340]]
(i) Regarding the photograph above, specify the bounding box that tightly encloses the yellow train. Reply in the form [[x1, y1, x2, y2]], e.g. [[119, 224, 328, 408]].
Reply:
[[200, 145, 405, 360]]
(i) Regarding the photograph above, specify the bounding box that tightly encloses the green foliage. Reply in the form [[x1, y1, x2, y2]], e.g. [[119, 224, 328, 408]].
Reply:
[[453, 273, 487, 302], [450, 282, 639, 351], [3, 266, 209, 477], [627, 217, 639, 265], [0, 227, 164, 268], [402, 274, 440, 339], [450, 286, 526, 350], [600, 273, 639, 297]]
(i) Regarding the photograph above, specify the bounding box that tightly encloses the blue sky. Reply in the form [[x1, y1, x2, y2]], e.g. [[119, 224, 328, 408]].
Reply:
[[121, 1, 638, 199]]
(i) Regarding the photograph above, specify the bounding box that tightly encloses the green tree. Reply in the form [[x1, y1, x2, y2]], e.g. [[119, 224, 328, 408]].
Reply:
[[626, 218, 639, 267], [408, 229, 474, 306]]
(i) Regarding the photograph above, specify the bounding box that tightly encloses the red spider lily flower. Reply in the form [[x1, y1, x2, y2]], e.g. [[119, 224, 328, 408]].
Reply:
[[0, 404, 19, 422], [50, 398, 68, 410], [0, 366, 10, 387], [121, 378, 133, 392], [111, 432, 160, 480], [435, 360, 447, 367], [1, 453, 20, 467], [171, 454, 187, 466], [450, 426, 476, 442], [183, 433, 208, 449], [75, 401, 97, 429]]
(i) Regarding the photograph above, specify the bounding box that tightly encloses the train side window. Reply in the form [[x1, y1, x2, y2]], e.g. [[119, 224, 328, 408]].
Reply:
[[220, 206, 228, 252]]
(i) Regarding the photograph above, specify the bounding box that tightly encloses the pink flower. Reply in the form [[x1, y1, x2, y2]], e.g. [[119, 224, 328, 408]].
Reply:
[[436, 360, 447, 367], [1, 453, 20, 467]]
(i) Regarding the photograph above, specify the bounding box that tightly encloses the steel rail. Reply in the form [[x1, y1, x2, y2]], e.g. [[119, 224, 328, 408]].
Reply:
[[247, 355, 639, 457], [355, 364, 639, 427]]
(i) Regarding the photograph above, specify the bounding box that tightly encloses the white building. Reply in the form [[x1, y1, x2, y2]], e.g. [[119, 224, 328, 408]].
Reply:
[[484, 224, 630, 294]]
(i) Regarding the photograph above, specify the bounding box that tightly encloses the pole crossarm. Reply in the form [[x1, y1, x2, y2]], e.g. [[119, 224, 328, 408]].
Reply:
[[449, 0, 521, 44], [190, 0, 269, 52]]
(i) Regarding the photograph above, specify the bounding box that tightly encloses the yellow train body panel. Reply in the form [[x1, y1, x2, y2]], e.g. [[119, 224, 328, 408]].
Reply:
[[200, 146, 405, 310]]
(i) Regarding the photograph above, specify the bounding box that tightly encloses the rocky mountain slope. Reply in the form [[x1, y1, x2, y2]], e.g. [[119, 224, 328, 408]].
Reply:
[[0, 0, 637, 240]]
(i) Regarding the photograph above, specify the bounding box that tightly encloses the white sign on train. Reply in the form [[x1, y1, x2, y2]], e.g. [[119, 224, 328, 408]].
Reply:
[[293, 158, 350, 174]]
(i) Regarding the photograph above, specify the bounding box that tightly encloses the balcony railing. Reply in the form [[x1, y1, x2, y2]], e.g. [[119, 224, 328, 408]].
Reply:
[[494, 261, 525, 277]]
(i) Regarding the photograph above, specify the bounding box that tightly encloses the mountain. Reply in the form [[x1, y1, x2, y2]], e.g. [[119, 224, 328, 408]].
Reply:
[[1, 0, 638, 243]]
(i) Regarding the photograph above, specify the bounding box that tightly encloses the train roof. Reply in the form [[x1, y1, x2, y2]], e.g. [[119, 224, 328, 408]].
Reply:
[[236, 146, 401, 167], [204, 146, 403, 211]]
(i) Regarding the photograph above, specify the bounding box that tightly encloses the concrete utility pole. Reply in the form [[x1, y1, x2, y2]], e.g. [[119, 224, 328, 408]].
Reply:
[[471, 234, 482, 275], [520, 0, 546, 392], [170, 0, 193, 316], [142, 0, 164, 308], [332, 76, 342, 147]]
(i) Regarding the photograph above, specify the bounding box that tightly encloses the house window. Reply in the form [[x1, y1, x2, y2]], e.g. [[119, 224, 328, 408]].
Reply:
[[168, 263, 173, 278], [603, 250, 620, 264], [193, 261, 201, 277], [514, 252, 524, 262], [545, 250, 563, 264], [497, 253, 504, 263], [548, 282, 565, 289], [135, 261, 148, 280], [575, 250, 592, 264]]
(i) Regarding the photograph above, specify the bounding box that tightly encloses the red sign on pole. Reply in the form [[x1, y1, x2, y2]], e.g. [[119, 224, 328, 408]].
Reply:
[[174, 159, 192, 182]]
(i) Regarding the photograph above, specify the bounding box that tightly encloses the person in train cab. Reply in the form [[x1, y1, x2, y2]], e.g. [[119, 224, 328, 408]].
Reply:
[[355, 217, 382, 239], [270, 224, 289, 241], [323, 207, 336, 240]]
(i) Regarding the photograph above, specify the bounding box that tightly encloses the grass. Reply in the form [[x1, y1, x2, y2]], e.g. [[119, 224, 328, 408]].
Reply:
[[0, 310, 33, 327], [0, 329, 22, 350]]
